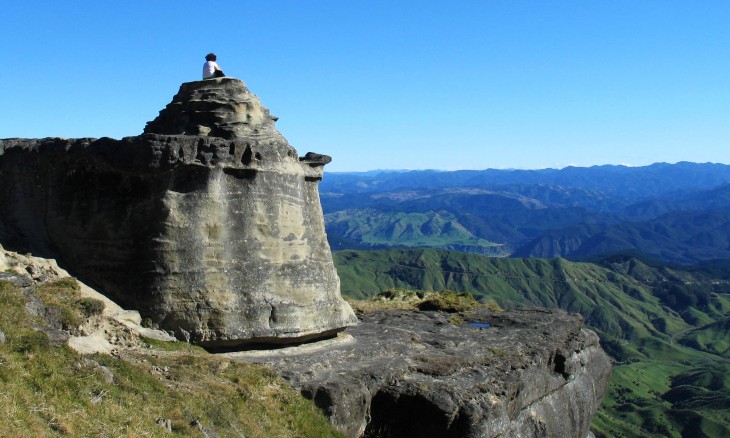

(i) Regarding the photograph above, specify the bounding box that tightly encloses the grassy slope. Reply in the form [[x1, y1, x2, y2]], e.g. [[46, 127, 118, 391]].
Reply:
[[0, 279, 342, 438], [593, 363, 730, 438], [679, 316, 730, 358], [334, 248, 730, 437]]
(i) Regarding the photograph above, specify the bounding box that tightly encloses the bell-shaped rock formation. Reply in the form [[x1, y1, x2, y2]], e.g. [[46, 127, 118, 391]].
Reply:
[[0, 77, 357, 348]]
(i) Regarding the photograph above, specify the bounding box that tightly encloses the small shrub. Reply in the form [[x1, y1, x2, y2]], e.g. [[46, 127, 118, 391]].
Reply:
[[488, 347, 508, 358], [46, 277, 81, 292], [346, 296, 417, 314], [449, 315, 464, 326], [349, 289, 503, 315], [34, 279, 107, 328], [417, 291, 479, 313], [12, 330, 50, 353], [78, 298, 105, 317], [376, 288, 427, 302], [484, 302, 503, 312]]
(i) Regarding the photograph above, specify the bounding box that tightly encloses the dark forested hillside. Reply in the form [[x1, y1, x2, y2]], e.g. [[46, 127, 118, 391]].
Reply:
[[513, 210, 730, 263], [619, 183, 730, 221]]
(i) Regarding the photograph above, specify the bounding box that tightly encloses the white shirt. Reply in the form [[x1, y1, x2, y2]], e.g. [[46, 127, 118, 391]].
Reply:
[[202, 61, 220, 79]]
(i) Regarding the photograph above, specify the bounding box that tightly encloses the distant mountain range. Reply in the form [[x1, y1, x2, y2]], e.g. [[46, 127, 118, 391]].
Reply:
[[323, 162, 730, 201], [322, 162, 730, 264]]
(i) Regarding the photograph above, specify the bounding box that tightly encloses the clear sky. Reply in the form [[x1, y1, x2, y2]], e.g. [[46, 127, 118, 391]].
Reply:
[[3, 1, 729, 172]]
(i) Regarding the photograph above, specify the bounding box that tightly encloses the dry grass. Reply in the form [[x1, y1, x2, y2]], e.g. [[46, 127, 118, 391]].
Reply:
[[346, 297, 418, 314], [33, 278, 105, 330], [348, 288, 503, 317], [0, 279, 343, 437]]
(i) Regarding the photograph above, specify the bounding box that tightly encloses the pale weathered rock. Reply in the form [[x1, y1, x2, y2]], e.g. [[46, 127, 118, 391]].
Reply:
[[68, 334, 115, 355], [0, 246, 7, 271], [190, 419, 218, 438], [0, 77, 356, 347], [155, 418, 173, 433], [227, 308, 612, 438], [144, 77, 284, 142]]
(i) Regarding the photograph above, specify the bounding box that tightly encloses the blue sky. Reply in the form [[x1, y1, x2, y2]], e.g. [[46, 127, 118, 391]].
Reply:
[[3, 1, 729, 172]]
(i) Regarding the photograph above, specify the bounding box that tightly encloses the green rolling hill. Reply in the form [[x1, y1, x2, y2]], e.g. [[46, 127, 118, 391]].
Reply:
[[679, 316, 730, 358], [325, 209, 507, 255]]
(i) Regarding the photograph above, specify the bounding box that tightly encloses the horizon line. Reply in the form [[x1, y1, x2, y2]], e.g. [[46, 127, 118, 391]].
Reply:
[[326, 160, 728, 174]]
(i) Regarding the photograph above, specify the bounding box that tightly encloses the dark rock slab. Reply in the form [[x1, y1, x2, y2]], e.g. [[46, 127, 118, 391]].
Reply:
[[227, 308, 611, 438]]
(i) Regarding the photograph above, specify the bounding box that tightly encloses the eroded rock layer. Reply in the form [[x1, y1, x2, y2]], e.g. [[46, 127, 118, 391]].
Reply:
[[0, 78, 356, 347], [228, 308, 612, 438]]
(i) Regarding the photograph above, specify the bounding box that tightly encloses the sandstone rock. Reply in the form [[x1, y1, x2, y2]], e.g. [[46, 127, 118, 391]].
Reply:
[[0, 246, 7, 271], [144, 77, 283, 141], [0, 77, 356, 347], [68, 334, 114, 355], [226, 308, 612, 438]]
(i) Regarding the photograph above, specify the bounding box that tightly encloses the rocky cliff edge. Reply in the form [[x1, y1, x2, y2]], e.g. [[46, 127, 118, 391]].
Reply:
[[227, 307, 612, 438]]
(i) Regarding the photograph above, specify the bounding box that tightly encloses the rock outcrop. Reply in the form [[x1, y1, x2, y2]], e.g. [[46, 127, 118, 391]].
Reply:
[[0, 77, 356, 348], [227, 308, 611, 438]]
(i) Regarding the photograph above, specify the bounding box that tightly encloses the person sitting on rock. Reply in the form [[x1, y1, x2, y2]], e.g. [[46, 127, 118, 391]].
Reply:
[[202, 53, 225, 79]]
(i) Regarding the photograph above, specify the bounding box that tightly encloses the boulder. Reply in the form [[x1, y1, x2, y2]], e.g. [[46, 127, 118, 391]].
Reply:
[[0, 78, 356, 347]]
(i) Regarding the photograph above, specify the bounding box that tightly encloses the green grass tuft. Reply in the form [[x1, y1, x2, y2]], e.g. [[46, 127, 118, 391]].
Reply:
[[417, 290, 479, 313], [348, 288, 502, 316]]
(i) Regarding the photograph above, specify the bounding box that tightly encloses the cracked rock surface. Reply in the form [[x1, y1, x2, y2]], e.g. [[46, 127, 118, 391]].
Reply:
[[228, 307, 611, 438]]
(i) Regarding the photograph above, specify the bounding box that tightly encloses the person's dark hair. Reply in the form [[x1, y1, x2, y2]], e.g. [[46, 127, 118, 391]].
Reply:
[[205, 53, 217, 62]]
